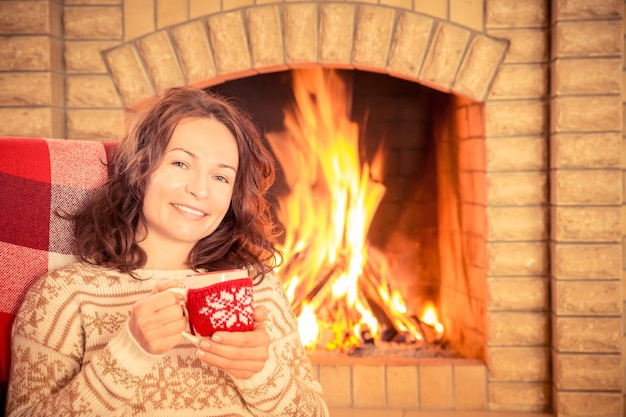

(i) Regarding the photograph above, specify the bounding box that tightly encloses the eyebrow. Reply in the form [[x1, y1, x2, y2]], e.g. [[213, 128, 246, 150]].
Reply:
[[168, 147, 238, 173]]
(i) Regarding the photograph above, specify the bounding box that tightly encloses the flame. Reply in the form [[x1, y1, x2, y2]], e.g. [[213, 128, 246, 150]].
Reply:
[[298, 303, 319, 347], [421, 301, 444, 335], [267, 69, 443, 350]]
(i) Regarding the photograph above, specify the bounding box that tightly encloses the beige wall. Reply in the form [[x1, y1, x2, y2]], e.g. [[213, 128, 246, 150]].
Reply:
[[0, 0, 486, 141]]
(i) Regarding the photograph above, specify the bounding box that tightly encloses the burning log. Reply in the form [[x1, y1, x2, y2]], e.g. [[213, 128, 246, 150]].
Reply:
[[410, 314, 442, 344], [291, 256, 346, 316], [362, 261, 442, 344], [360, 265, 419, 343], [318, 296, 363, 352], [359, 324, 375, 344]]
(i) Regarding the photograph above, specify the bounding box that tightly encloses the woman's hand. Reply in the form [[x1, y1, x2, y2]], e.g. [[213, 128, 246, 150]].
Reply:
[[128, 279, 187, 354], [195, 305, 271, 379]]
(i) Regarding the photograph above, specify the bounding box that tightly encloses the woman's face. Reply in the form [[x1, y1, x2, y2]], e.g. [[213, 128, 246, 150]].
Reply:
[[139, 117, 239, 259]]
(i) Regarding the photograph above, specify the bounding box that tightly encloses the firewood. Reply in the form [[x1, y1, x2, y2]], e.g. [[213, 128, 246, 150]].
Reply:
[[291, 257, 344, 315], [362, 262, 427, 344]]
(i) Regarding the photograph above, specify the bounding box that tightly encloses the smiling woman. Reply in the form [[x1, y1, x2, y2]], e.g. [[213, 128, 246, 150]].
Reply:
[[5, 87, 330, 417], [138, 117, 240, 269]]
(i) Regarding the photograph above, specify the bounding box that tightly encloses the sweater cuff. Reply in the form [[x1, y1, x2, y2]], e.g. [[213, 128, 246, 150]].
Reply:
[[107, 322, 163, 377], [230, 348, 280, 391]]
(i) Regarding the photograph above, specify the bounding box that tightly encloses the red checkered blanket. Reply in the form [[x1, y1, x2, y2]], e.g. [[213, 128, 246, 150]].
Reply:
[[0, 137, 116, 413]]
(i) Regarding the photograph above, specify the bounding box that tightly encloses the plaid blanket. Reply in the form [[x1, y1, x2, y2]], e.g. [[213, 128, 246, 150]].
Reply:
[[0, 137, 116, 413]]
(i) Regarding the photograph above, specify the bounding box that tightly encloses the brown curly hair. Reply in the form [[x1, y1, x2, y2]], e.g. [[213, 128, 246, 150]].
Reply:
[[73, 86, 283, 280]]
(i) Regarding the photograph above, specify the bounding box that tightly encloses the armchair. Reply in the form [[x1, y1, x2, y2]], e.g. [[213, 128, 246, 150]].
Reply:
[[0, 136, 116, 413]]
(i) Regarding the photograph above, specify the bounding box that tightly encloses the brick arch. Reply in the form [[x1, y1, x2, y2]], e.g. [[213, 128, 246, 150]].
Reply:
[[103, 3, 508, 109]]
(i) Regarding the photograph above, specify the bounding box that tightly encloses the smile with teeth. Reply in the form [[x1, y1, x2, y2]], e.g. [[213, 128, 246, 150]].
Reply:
[[172, 203, 207, 217]]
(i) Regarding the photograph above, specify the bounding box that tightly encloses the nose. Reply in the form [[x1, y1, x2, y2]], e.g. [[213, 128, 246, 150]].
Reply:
[[185, 172, 210, 199]]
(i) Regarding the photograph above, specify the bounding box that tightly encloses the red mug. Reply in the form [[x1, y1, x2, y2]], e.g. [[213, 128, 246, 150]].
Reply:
[[168, 269, 254, 343]]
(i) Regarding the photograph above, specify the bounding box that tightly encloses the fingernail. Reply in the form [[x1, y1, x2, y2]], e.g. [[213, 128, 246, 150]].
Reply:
[[200, 340, 210, 350], [196, 349, 205, 358], [212, 334, 222, 342]]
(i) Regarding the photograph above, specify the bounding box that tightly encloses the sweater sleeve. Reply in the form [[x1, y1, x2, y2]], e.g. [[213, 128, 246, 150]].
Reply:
[[230, 273, 329, 417], [5, 271, 162, 417]]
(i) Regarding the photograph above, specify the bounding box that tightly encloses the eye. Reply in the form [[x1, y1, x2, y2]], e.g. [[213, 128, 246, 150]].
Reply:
[[215, 174, 230, 184], [173, 161, 188, 169]]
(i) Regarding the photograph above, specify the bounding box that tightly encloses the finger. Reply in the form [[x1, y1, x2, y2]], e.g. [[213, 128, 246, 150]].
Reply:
[[150, 278, 173, 295], [132, 295, 186, 332], [145, 315, 188, 337], [201, 343, 268, 362], [129, 305, 187, 354], [197, 350, 266, 375], [203, 331, 269, 360], [148, 290, 184, 312], [210, 329, 267, 349], [253, 305, 268, 322], [142, 328, 185, 354], [154, 279, 181, 293], [133, 306, 184, 336], [196, 341, 267, 375], [157, 302, 188, 323]]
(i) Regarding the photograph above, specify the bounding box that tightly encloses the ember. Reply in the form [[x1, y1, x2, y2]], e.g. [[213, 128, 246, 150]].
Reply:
[[267, 68, 444, 353]]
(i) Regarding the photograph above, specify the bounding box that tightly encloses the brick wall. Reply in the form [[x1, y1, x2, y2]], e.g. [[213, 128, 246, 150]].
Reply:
[[550, 2, 624, 415], [0, 0, 624, 415]]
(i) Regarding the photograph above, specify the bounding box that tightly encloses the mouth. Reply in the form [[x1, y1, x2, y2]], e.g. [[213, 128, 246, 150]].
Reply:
[[171, 203, 208, 217]]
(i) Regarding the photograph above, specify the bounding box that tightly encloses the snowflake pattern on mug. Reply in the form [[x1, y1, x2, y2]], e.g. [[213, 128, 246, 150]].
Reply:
[[186, 278, 254, 336]]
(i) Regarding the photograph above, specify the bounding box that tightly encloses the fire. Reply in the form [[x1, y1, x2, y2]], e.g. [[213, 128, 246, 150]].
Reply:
[[297, 302, 319, 347], [421, 301, 444, 336], [266, 68, 443, 351]]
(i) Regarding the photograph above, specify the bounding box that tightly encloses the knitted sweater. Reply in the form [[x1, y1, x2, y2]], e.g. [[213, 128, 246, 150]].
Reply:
[[6, 262, 328, 417]]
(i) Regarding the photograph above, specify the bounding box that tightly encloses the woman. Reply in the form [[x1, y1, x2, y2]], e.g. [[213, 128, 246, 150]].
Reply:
[[6, 87, 329, 416]]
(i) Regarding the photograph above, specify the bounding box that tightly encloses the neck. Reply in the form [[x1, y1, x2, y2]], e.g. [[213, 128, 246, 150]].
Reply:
[[139, 241, 194, 270]]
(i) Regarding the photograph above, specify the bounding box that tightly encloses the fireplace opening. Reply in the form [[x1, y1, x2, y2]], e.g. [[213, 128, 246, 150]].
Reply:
[[208, 68, 487, 361]]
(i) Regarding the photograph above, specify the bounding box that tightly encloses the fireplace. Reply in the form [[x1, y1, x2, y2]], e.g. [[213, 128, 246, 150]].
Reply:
[[210, 68, 487, 362], [2, 0, 624, 415]]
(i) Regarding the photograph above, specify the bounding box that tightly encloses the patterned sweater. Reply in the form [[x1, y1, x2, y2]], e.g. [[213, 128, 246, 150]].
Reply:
[[6, 262, 329, 417]]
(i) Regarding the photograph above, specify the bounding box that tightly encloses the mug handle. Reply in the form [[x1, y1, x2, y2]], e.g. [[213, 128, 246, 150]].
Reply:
[[165, 287, 202, 346], [181, 331, 202, 346]]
